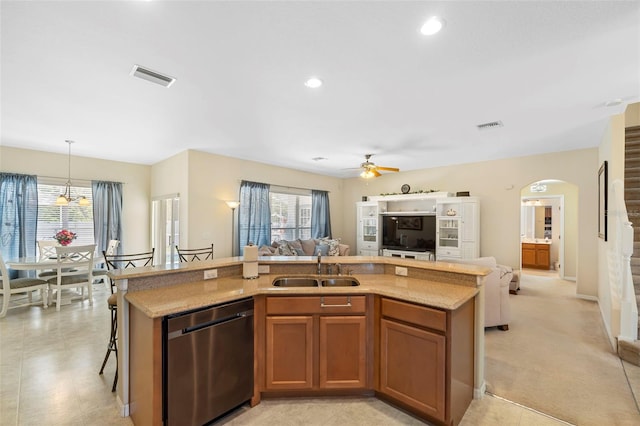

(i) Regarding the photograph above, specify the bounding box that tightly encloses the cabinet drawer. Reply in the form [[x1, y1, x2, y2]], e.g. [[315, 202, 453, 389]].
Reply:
[[521, 243, 536, 250], [267, 296, 366, 315], [360, 241, 378, 250], [381, 298, 446, 333], [437, 248, 460, 257]]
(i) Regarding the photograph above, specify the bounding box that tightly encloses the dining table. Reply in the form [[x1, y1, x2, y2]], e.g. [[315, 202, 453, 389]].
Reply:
[[6, 254, 105, 271]]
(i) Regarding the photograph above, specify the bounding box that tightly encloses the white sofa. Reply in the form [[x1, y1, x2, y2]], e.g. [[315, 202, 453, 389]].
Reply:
[[450, 256, 513, 331]]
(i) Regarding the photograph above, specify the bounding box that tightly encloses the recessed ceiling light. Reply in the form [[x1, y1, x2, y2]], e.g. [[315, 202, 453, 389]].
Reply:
[[312, 157, 328, 161], [420, 16, 445, 36], [305, 77, 323, 89]]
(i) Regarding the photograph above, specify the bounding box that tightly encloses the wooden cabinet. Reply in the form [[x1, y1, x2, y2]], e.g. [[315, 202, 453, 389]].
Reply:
[[378, 297, 474, 426], [265, 316, 314, 389], [264, 295, 369, 391], [522, 243, 550, 269]]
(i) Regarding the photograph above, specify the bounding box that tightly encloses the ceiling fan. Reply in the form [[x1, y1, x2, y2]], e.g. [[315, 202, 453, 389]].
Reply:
[[358, 154, 399, 178]]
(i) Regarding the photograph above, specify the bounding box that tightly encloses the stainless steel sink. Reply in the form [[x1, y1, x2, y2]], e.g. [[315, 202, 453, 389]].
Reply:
[[272, 277, 319, 287], [321, 278, 360, 287], [271, 276, 360, 287]]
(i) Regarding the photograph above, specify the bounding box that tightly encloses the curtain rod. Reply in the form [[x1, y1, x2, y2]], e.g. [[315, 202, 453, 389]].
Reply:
[[238, 180, 330, 193], [37, 175, 125, 184]]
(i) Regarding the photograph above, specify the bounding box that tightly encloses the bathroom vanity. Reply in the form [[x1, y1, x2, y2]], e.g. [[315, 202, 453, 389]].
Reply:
[[521, 241, 550, 269]]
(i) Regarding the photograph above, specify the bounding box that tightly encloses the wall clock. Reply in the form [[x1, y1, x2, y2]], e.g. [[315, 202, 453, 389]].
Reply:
[[401, 184, 410, 194]]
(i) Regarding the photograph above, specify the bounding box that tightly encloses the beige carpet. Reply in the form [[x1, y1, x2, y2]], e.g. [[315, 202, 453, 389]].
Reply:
[[484, 271, 640, 425]]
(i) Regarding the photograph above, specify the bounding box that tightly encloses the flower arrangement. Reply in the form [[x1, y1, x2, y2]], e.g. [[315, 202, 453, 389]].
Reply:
[[54, 229, 77, 246]]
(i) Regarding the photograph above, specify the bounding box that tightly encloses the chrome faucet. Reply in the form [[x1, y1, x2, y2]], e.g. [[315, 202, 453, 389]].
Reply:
[[317, 252, 322, 274]]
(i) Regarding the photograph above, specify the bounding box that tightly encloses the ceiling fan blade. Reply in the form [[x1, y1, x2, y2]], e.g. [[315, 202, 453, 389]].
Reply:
[[372, 169, 382, 177], [376, 166, 399, 172]]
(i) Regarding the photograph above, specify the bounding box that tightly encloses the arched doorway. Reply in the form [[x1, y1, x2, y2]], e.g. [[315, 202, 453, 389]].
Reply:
[[520, 179, 578, 281]]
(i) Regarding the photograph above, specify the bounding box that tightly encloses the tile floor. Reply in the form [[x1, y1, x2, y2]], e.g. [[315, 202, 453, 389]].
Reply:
[[1, 284, 571, 425]]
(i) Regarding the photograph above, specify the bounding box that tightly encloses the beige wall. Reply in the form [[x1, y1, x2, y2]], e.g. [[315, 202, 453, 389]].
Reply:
[[0, 146, 151, 253], [341, 148, 599, 297], [151, 150, 345, 258]]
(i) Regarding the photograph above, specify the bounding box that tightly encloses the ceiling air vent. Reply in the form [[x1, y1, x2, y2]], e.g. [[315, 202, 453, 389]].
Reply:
[[130, 65, 176, 88], [476, 120, 504, 130]]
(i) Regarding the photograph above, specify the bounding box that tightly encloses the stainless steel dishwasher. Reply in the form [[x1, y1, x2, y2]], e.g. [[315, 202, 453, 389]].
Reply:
[[163, 297, 254, 425]]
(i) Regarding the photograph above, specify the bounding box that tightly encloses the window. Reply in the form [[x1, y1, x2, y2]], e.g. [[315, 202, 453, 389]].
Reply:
[[270, 190, 311, 242], [37, 182, 94, 245]]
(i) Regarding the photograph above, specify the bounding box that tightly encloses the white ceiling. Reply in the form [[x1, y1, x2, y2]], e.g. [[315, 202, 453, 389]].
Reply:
[[1, 1, 639, 178]]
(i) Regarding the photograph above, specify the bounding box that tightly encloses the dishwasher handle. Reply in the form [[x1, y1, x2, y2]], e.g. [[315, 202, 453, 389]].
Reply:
[[167, 309, 254, 340]]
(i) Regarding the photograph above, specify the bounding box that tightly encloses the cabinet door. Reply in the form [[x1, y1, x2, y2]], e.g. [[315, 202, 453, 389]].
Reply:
[[536, 246, 550, 269], [319, 316, 367, 389], [380, 319, 446, 422], [265, 316, 313, 390], [522, 244, 536, 267]]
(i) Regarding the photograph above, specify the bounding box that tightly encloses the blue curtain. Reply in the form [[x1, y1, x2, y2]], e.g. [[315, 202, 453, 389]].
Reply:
[[238, 181, 271, 255], [0, 173, 38, 278], [311, 190, 332, 238], [92, 181, 123, 255]]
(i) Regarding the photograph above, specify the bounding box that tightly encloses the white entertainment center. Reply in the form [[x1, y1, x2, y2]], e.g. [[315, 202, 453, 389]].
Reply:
[[356, 192, 479, 261]]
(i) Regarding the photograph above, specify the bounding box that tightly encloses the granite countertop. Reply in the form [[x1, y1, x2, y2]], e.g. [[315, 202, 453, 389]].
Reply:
[[126, 272, 479, 318]]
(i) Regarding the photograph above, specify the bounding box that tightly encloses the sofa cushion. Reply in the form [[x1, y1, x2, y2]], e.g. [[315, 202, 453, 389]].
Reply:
[[299, 239, 317, 256]]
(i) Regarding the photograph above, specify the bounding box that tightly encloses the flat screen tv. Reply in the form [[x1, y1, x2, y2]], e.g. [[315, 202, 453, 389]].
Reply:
[[381, 215, 436, 252]]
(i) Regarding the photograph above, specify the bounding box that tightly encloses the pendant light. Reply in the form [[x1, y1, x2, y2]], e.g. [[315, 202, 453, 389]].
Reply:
[[55, 140, 90, 206]]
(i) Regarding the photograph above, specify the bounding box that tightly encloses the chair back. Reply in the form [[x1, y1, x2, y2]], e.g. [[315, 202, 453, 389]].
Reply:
[[0, 253, 9, 291], [38, 240, 59, 259], [103, 249, 155, 271], [176, 244, 214, 262], [54, 244, 96, 279]]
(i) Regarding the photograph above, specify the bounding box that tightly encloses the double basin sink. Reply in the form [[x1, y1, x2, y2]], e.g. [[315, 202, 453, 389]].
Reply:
[[272, 276, 360, 287]]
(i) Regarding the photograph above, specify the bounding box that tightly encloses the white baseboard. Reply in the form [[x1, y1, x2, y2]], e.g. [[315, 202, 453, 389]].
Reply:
[[474, 381, 486, 399], [117, 395, 130, 417]]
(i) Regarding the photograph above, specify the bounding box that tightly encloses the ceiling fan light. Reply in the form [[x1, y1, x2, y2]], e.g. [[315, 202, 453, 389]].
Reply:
[[360, 170, 375, 179]]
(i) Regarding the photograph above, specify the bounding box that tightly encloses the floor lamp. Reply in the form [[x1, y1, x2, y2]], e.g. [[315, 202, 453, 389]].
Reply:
[[226, 201, 240, 256]]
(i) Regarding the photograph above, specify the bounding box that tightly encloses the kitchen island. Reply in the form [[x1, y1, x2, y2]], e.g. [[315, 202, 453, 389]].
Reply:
[[111, 256, 490, 425]]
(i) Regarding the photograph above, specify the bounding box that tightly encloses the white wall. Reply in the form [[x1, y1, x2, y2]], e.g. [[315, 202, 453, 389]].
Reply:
[[0, 146, 151, 253], [341, 148, 599, 297]]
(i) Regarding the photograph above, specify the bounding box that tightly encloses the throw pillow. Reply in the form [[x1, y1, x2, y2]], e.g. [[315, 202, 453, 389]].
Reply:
[[258, 245, 276, 256], [288, 239, 305, 256], [314, 244, 329, 256], [319, 237, 341, 256], [277, 241, 296, 256]]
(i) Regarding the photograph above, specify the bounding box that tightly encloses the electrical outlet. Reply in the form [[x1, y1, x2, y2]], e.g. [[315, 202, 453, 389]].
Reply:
[[204, 269, 218, 280], [258, 264, 270, 274], [395, 266, 408, 277]]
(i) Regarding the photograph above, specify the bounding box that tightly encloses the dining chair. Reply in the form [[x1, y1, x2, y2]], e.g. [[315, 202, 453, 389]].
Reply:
[[46, 244, 96, 312], [176, 244, 214, 262], [93, 239, 120, 289], [99, 248, 155, 392], [37, 240, 60, 279], [0, 253, 49, 318]]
